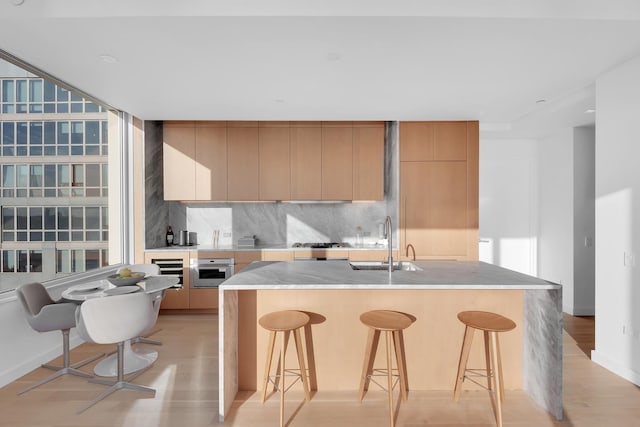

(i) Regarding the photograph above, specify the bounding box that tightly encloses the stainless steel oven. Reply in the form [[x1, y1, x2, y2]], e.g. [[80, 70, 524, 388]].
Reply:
[[190, 258, 234, 288]]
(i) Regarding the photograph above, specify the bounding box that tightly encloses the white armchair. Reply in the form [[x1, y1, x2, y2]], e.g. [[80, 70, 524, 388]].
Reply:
[[75, 291, 157, 413], [15, 282, 104, 395]]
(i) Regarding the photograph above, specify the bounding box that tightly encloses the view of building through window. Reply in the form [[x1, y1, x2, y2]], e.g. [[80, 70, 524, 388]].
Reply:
[[0, 58, 113, 292]]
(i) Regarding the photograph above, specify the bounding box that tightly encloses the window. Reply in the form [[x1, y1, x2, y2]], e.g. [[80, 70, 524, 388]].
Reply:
[[0, 56, 123, 293]]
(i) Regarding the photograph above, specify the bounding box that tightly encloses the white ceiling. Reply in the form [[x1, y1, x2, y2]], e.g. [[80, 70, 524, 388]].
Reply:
[[2, 0, 640, 138]]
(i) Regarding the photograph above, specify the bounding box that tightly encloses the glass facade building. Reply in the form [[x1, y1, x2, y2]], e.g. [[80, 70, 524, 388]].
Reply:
[[0, 59, 110, 290]]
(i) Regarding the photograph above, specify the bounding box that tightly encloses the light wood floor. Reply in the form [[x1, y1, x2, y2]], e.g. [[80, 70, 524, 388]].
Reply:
[[1, 313, 639, 426]]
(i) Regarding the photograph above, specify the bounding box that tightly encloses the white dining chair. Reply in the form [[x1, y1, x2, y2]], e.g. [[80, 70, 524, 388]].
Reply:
[[75, 291, 157, 413], [117, 263, 163, 345]]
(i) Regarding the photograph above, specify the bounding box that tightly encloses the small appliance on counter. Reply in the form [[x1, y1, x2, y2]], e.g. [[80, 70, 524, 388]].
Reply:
[[178, 230, 196, 246], [237, 235, 256, 248]]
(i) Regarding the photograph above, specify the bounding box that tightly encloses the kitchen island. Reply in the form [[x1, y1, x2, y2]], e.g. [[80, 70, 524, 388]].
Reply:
[[218, 260, 562, 421]]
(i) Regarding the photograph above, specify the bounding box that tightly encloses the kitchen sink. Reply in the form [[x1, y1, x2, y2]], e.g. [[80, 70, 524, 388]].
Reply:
[[349, 261, 423, 271]]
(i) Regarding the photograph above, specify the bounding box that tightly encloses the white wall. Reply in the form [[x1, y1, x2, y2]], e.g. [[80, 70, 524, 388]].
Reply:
[[573, 126, 596, 315], [592, 55, 640, 385], [479, 138, 538, 275], [537, 129, 575, 313]]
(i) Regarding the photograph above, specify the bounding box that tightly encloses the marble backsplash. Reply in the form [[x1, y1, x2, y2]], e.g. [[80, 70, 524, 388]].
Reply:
[[146, 122, 399, 248]]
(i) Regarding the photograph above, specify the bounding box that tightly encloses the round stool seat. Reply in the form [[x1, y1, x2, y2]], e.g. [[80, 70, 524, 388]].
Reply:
[[360, 310, 413, 331], [259, 310, 310, 332], [457, 310, 516, 332]]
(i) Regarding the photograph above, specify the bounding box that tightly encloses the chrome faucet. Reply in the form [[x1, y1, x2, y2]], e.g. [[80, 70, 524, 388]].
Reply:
[[384, 216, 393, 272]]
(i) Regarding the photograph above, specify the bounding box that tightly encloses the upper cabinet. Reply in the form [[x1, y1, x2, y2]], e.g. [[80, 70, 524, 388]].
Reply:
[[163, 122, 196, 201], [163, 121, 385, 201], [195, 122, 227, 200], [400, 121, 467, 161], [353, 123, 385, 201], [322, 123, 353, 200], [163, 121, 228, 201], [227, 123, 260, 201], [290, 124, 322, 200], [259, 123, 291, 201]]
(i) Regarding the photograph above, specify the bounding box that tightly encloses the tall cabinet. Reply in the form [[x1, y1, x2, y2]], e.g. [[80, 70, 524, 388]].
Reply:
[[399, 121, 478, 260]]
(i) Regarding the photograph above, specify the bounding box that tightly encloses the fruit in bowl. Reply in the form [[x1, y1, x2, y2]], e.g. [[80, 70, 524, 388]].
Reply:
[[107, 269, 145, 286]]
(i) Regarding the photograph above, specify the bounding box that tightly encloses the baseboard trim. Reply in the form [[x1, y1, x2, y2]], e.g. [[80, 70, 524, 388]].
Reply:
[[571, 306, 595, 316], [591, 350, 640, 386], [0, 334, 84, 388]]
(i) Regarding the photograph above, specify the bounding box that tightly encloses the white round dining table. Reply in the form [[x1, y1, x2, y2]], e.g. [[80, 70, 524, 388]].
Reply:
[[62, 275, 179, 377]]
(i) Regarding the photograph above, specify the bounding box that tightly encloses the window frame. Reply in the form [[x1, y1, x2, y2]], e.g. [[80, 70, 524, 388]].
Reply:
[[0, 49, 133, 298]]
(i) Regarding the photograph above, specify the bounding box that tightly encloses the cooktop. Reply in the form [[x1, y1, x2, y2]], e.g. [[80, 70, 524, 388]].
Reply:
[[291, 242, 350, 248]]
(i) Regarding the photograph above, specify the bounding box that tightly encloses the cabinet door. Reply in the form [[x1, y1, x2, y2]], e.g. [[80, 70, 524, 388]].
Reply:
[[189, 288, 218, 310], [227, 126, 259, 200], [261, 250, 294, 261], [400, 122, 434, 162], [259, 127, 290, 200], [401, 161, 469, 258], [322, 126, 353, 200], [195, 124, 227, 200], [290, 126, 322, 200], [353, 126, 384, 200], [163, 123, 196, 200], [434, 122, 467, 160]]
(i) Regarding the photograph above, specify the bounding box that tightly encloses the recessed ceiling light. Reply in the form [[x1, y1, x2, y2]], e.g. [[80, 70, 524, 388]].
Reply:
[[535, 99, 547, 104], [274, 99, 285, 104], [99, 54, 118, 64], [584, 108, 596, 114], [10, 0, 25, 5]]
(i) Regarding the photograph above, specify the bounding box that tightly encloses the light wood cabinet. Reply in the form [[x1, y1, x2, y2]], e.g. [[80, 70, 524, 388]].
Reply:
[[353, 125, 385, 200], [164, 121, 384, 201], [400, 121, 468, 162], [261, 250, 294, 261], [163, 122, 196, 200], [348, 250, 398, 262], [434, 121, 467, 160], [164, 121, 227, 201], [234, 250, 262, 273], [195, 123, 227, 200], [290, 125, 322, 200], [401, 162, 468, 257], [322, 125, 353, 200], [259, 126, 290, 200], [227, 126, 260, 201], [400, 121, 434, 162], [399, 121, 478, 261]]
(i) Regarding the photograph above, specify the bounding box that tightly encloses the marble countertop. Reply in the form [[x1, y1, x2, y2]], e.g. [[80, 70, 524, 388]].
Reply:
[[145, 244, 390, 252], [219, 260, 561, 290]]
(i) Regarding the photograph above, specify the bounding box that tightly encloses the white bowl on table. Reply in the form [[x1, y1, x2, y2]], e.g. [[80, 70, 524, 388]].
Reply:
[[106, 273, 145, 287]]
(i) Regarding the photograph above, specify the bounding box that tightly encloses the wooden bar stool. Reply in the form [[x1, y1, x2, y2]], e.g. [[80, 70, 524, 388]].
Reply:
[[359, 310, 414, 427], [259, 310, 311, 427], [453, 310, 516, 427]]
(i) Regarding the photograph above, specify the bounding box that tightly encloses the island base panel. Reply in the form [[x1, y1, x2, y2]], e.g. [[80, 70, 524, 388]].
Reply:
[[237, 289, 523, 392]]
